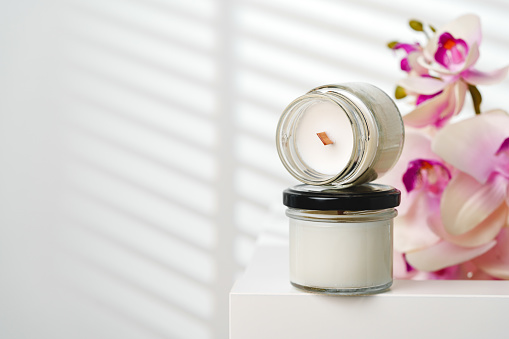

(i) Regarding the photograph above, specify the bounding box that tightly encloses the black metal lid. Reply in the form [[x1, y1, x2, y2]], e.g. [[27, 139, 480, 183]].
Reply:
[[283, 184, 401, 211]]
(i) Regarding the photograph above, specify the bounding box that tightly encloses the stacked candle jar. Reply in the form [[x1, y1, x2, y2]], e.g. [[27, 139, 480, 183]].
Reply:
[[276, 83, 405, 295]]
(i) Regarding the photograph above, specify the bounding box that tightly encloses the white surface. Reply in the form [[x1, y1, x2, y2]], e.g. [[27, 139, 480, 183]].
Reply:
[[230, 241, 509, 339], [295, 101, 354, 175]]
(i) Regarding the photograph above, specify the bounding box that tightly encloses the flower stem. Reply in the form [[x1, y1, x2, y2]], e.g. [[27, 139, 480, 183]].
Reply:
[[468, 84, 482, 114]]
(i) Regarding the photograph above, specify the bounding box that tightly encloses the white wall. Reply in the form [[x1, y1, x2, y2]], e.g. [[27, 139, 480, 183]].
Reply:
[[0, 0, 508, 338]]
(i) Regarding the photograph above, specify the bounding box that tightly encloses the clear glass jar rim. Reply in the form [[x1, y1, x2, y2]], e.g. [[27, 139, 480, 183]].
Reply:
[[275, 88, 378, 186]]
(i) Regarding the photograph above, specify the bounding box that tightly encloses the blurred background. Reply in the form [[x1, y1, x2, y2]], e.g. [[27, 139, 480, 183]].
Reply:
[[0, 0, 508, 338]]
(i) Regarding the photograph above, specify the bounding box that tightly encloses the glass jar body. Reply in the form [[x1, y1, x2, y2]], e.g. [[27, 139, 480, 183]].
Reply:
[[288, 208, 396, 295]]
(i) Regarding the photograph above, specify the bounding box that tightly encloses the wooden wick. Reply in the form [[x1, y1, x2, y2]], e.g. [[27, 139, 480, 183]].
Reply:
[[316, 132, 334, 145]]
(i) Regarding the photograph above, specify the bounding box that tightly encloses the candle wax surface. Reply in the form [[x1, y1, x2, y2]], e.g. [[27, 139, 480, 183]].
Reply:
[[294, 101, 354, 175], [290, 219, 392, 289]]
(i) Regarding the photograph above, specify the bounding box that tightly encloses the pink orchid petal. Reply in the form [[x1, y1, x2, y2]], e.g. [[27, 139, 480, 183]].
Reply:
[[474, 227, 509, 279], [416, 57, 457, 76], [426, 80, 467, 128], [394, 190, 441, 252], [427, 265, 463, 280], [425, 14, 482, 60], [421, 43, 479, 75], [398, 76, 447, 95], [403, 81, 467, 128], [452, 81, 467, 118], [495, 138, 509, 179], [375, 130, 437, 213], [452, 39, 469, 63], [435, 81, 467, 127], [393, 250, 417, 279], [462, 65, 509, 85], [403, 84, 454, 128], [458, 42, 480, 72], [402, 159, 451, 194], [496, 138, 509, 155], [417, 55, 455, 75], [400, 58, 411, 72], [393, 250, 408, 278], [434, 47, 450, 69], [407, 52, 429, 75], [416, 92, 442, 105], [394, 42, 420, 54], [440, 172, 508, 235], [429, 204, 507, 247], [432, 110, 509, 183], [406, 240, 496, 272], [434, 33, 469, 71], [459, 261, 496, 280]]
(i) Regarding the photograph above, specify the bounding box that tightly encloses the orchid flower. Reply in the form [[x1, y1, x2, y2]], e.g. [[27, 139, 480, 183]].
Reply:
[[419, 14, 508, 83], [393, 14, 509, 128], [434, 33, 469, 72], [386, 14, 509, 281], [380, 128, 504, 277], [378, 130, 448, 276], [428, 110, 509, 278], [419, 15, 482, 77]]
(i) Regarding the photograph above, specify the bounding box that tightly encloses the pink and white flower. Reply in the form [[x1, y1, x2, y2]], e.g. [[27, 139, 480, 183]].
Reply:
[[434, 32, 469, 72], [428, 110, 509, 278], [379, 130, 449, 277], [384, 114, 509, 278], [387, 14, 509, 281], [419, 14, 483, 77], [395, 14, 509, 128]]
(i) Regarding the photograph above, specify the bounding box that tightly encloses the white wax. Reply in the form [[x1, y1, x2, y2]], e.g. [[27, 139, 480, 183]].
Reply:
[[290, 219, 392, 289], [295, 101, 354, 175]]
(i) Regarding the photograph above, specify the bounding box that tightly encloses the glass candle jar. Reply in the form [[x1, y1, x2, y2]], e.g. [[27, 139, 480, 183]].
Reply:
[[284, 184, 400, 295], [276, 83, 404, 187]]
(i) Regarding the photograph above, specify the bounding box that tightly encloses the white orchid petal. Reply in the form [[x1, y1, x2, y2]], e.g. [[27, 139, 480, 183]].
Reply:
[[437, 81, 467, 123], [417, 55, 457, 75], [393, 250, 410, 279], [462, 65, 509, 85], [376, 130, 436, 212], [458, 42, 480, 72], [394, 191, 441, 252], [474, 227, 509, 279], [441, 173, 507, 236], [425, 14, 482, 59], [429, 204, 507, 247], [398, 76, 447, 95], [447, 14, 482, 46], [406, 240, 496, 272], [432, 110, 509, 183], [452, 81, 467, 116], [419, 43, 480, 76], [403, 84, 454, 128], [407, 52, 429, 75]]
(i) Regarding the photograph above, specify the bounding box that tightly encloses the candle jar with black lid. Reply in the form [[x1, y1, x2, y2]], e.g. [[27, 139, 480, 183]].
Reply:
[[284, 184, 400, 295]]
